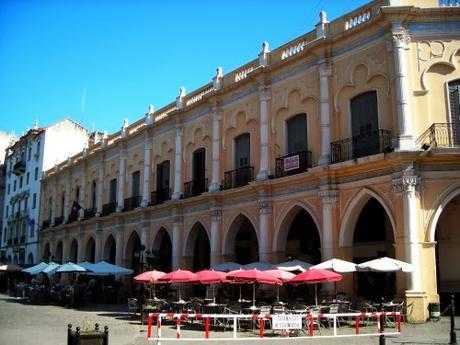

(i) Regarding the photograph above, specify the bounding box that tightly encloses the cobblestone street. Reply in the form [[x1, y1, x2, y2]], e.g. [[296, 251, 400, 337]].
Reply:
[[0, 294, 458, 345]]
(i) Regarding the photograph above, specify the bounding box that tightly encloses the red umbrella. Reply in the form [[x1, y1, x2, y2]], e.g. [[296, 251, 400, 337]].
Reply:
[[290, 269, 342, 305], [158, 269, 197, 301], [226, 269, 281, 308], [133, 270, 166, 283], [192, 269, 227, 284], [264, 269, 295, 301]]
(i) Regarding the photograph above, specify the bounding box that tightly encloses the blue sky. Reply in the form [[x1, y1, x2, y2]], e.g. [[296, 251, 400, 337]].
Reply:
[[0, 0, 369, 136]]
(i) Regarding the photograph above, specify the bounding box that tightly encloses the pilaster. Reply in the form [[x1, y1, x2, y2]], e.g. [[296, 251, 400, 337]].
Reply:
[[172, 125, 184, 201], [318, 61, 332, 166], [257, 190, 273, 262], [141, 134, 152, 207], [256, 84, 272, 180], [117, 148, 127, 212], [209, 103, 223, 192], [210, 206, 223, 266], [171, 208, 183, 269]]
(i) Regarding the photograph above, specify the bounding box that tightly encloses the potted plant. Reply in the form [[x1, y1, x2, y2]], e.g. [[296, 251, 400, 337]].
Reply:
[[67, 323, 108, 345]]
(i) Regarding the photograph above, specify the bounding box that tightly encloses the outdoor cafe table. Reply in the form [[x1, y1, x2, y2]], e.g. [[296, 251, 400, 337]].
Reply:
[[171, 300, 190, 313]]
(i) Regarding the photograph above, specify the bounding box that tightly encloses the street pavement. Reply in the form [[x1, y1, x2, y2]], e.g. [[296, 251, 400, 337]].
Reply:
[[0, 293, 457, 345]]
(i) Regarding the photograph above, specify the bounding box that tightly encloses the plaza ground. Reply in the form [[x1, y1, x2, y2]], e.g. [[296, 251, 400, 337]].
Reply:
[[0, 293, 458, 345]]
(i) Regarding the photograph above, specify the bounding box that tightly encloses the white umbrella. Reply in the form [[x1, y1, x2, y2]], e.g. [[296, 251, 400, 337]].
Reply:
[[242, 261, 276, 271], [310, 258, 358, 273], [358, 257, 414, 272], [211, 262, 243, 272], [277, 259, 312, 272]]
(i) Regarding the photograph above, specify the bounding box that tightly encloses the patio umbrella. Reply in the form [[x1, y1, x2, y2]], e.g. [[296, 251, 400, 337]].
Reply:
[[290, 269, 342, 305], [226, 268, 281, 308], [357, 257, 415, 272], [42, 262, 61, 276], [85, 261, 133, 275], [0, 264, 23, 272], [158, 269, 197, 301], [22, 262, 49, 275], [191, 269, 227, 304], [265, 269, 295, 301], [277, 259, 312, 272], [211, 262, 243, 272], [133, 269, 166, 299], [56, 262, 88, 273], [242, 261, 276, 271], [310, 258, 358, 273]]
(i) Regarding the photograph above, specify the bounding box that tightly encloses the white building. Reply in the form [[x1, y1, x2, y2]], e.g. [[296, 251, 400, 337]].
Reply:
[[1, 119, 88, 265]]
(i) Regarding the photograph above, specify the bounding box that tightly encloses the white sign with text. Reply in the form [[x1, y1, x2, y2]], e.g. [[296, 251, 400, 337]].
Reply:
[[271, 314, 302, 330]]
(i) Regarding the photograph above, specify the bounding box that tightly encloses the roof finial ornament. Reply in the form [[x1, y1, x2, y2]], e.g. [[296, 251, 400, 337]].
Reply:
[[34, 120, 38, 129], [121, 118, 129, 138], [146, 104, 155, 125], [320, 10, 327, 24], [176, 87, 186, 110], [213, 67, 223, 91], [316, 10, 329, 38], [259, 41, 270, 67]]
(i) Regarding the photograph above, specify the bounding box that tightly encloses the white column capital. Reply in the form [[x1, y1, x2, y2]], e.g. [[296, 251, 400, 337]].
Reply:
[[392, 29, 410, 50], [258, 85, 271, 101], [257, 200, 273, 215], [393, 174, 419, 195], [175, 124, 184, 137], [210, 208, 222, 222], [319, 190, 339, 206], [318, 63, 332, 78]]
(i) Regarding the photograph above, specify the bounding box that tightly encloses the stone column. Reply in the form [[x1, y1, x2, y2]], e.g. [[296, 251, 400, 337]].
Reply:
[[77, 228, 85, 262], [171, 209, 183, 269], [141, 214, 150, 250], [94, 221, 102, 261], [115, 219, 125, 266], [393, 166, 421, 292], [117, 149, 127, 212], [257, 85, 272, 180], [258, 196, 273, 262], [210, 208, 223, 267], [51, 180, 57, 225], [318, 62, 332, 165], [63, 172, 71, 223], [392, 27, 415, 150], [209, 106, 222, 192], [172, 125, 183, 201], [319, 189, 339, 261], [96, 156, 104, 216], [61, 230, 68, 263], [141, 134, 152, 207]]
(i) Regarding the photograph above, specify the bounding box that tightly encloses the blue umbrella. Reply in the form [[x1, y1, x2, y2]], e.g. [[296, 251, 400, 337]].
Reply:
[[22, 262, 49, 275], [84, 261, 133, 276], [56, 262, 87, 273], [42, 262, 61, 276]]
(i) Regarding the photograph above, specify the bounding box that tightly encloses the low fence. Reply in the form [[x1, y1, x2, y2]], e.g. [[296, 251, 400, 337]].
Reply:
[[146, 311, 401, 343]]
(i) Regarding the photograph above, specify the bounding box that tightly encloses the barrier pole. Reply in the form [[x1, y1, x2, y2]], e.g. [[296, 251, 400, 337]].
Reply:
[[147, 314, 152, 338], [259, 319, 265, 338], [176, 317, 181, 339], [333, 316, 337, 337], [397, 314, 401, 333], [309, 314, 314, 336], [157, 316, 162, 344], [377, 315, 381, 333], [233, 316, 237, 339], [355, 316, 360, 335], [205, 317, 210, 339]]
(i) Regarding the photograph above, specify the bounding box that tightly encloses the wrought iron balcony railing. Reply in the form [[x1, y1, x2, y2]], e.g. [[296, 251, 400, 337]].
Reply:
[[54, 216, 63, 226], [330, 129, 392, 164], [68, 211, 79, 223], [84, 208, 96, 220], [13, 161, 26, 175], [150, 188, 171, 206], [417, 123, 460, 149], [275, 150, 312, 178], [184, 178, 208, 198], [124, 196, 141, 211], [42, 219, 50, 229], [224, 166, 254, 190], [101, 202, 117, 216]]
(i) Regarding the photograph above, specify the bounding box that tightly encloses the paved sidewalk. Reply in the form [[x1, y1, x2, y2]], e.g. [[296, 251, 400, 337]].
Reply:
[[0, 294, 457, 345]]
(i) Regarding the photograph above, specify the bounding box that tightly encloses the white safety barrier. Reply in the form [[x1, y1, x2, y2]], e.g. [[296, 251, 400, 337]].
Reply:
[[146, 311, 402, 344]]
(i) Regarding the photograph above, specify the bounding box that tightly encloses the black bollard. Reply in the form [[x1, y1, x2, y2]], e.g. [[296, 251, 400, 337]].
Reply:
[[67, 324, 72, 345], [380, 314, 386, 345], [451, 294, 457, 345]]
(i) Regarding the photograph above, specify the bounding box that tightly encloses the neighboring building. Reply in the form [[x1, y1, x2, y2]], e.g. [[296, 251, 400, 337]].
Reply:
[[1, 119, 88, 265], [0, 131, 17, 261], [39, 0, 460, 322]]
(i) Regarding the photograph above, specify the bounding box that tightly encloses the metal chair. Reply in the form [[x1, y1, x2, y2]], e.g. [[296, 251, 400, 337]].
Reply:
[[127, 297, 138, 317]]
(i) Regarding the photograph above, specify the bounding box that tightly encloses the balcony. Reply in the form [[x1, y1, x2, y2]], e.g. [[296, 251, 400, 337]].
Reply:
[[417, 123, 460, 149], [330, 129, 392, 164], [54, 216, 63, 226], [13, 161, 26, 175], [275, 150, 312, 178], [101, 202, 117, 216], [184, 178, 208, 198], [42, 219, 50, 229], [150, 189, 171, 206], [124, 196, 141, 212], [20, 236, 25, 244], [224, 166, 254, 190], [84, 208, 96, 220], [68, 211, 79, 223]]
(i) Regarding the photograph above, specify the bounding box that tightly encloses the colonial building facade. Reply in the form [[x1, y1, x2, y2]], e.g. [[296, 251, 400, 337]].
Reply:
[[1, 119, 88, 265], [39, 0, 460, 321]]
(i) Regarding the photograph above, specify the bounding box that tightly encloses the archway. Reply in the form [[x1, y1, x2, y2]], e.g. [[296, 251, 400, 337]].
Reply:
[[125, 231, 142, 274], [13, 254, 18, 264], [226, 214, 259, 265], [103, 235, 116, 264], [434, 193, 460, 311], [277, 206, 321, 264], [352, 198, 395, 300], [69, 239, 78, 263], [55, 241, 63, 263], [185, 222, 210, 271], [151, 227, 172, 272], [43, 242, 51, 262], [85, 237, 96, 263]]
